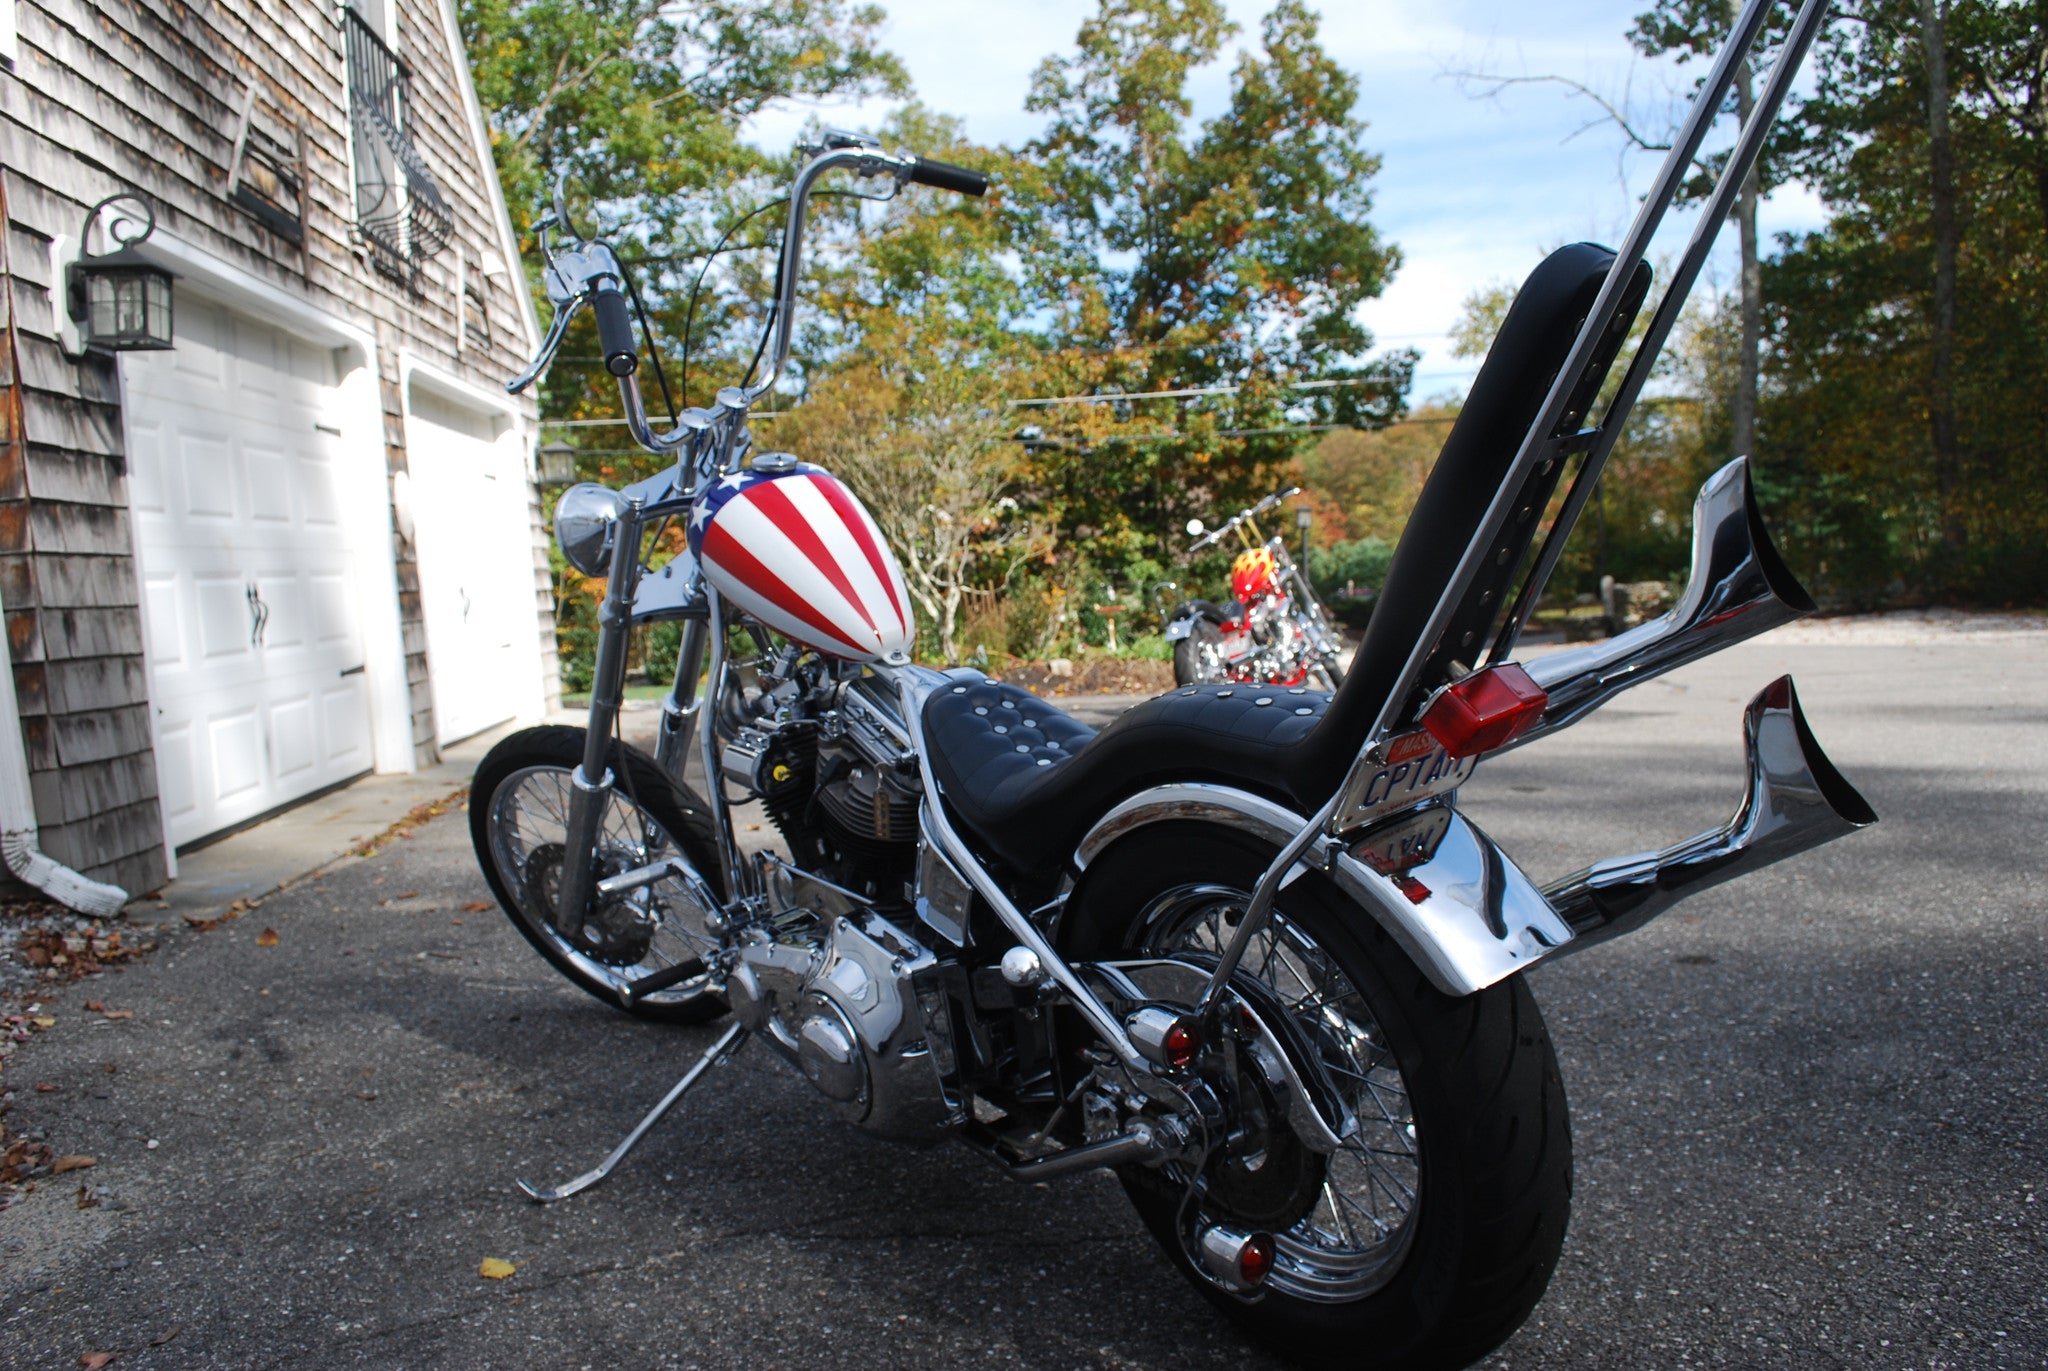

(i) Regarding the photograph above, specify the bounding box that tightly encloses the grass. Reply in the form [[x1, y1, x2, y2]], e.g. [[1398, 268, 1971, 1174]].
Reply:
[[560, 683, 672, 708]]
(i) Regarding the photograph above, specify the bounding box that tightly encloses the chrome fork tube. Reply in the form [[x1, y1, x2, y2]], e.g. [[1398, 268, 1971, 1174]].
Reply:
[[695, 589, 747, 900], [557, 498, 646, 939], [654, 618, 708, 780]]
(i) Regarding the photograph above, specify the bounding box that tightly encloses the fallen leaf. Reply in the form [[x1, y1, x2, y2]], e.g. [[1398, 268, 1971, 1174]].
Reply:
[[102, 1010, 134, 1021], [394, 891, 419, 900], [183, 916, 218, 932], [83, 1000, 105, 1013], [34, 1082, 59, 1093], [460, 900, 491, 913], [51, 1155, 96, 1174], [102, 1064, 117, 1075], [255, 929, 280, 947], [228, 897, 253, 912], [75, 1183, 97, 1210], [352, 1091, 377, 1101], [80, 1353, 114, 1370], [149, 1326, 181, 1347], [449, 919, 464, 926], [478, 1257, 516, 1280], [32, 1016, 55, 1029]]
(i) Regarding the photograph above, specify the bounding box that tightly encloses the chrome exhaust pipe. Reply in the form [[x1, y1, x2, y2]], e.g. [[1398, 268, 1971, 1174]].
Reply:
[[1514, 456, 1812, 749], [1543, 675, 1875, 949]]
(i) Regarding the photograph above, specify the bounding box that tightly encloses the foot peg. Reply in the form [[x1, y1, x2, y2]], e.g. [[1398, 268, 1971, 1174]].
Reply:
[[516, 1022, 747, 1203]]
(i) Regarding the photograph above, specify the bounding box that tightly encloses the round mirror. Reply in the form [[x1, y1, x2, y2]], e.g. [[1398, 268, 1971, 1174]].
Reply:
[[551, 169, 599, 243], [1186, 519, 1205, 537]]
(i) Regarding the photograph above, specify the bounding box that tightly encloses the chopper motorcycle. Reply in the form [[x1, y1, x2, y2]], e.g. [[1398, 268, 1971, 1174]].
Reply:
[[1162, 486, 1348, 690], [470, 2, 1868, 1364]]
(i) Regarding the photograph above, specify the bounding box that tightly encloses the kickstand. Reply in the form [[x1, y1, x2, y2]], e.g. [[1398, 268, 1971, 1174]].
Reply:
[[516, 1022, 747, 1203]]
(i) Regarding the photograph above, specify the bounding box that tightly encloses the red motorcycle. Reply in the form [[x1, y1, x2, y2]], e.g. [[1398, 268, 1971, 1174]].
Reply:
[[1162, 487, 1347, 690]]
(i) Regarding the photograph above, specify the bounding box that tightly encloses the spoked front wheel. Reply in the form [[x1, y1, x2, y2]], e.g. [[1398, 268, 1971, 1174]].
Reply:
[[1064, 824, 1571, 1370], [470, 725, 728, 1024]]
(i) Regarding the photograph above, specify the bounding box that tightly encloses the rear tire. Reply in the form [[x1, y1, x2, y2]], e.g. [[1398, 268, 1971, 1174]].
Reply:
[[1063, 824, 1570, 1370], [1172, 618, 1228, 686], [470, 725, 728, 1024]]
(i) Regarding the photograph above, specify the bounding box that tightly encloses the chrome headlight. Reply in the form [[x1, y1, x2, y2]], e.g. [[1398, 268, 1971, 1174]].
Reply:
[[554, 482, 628, 576]]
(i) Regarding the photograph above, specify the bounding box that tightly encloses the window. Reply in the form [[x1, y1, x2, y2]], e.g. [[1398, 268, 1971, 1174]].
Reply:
[[341, 3, 451, 285]]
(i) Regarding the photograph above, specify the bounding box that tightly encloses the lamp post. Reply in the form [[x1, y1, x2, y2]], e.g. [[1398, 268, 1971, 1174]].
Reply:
[[1295, 504, 1313, 587], [538, 438, 578, 487], [63, 193, 175, 354]]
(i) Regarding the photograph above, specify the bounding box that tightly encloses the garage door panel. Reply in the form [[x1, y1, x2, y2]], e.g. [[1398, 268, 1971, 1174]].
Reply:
[[321, 686, 370, 774], [254, 574, 306, 651], [270, 694, 316, 780], [247, 447, 292, 523], [196, 577, 254, 662], [154, 722, 197, 826], [128, 420, 167, 516], [142, 576, 183, 670], [308, 573, 356, 649], [208, 708, 263, 804], [180, 433, 236, 521], [299, 455, 343, 526]]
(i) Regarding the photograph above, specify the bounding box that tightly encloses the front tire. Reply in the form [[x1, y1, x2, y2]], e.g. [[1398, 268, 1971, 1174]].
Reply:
[[469, 725, 728, 1024], [1063, 824, 1570, 1370]]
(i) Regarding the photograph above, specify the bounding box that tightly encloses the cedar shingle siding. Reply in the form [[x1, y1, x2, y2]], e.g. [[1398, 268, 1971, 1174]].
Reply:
[[0, 0, 550, 896]]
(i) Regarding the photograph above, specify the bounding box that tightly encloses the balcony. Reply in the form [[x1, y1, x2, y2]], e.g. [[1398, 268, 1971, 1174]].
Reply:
[[342, 6, 452, 285]]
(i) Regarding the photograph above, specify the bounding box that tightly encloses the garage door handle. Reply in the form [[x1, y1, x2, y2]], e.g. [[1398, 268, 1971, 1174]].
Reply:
[[339, 664, 366, 678], [245, 583, 270, 647]]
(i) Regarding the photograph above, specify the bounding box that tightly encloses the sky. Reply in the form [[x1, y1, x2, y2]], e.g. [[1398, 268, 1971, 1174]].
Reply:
[[744, 0, 1831, 401]]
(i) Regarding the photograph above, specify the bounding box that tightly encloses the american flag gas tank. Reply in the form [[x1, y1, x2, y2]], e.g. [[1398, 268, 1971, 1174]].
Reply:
[[687, 459, 917, 663]]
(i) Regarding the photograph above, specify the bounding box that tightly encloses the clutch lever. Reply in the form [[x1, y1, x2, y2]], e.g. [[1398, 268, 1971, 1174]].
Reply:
[[505, 294, 583, 395]]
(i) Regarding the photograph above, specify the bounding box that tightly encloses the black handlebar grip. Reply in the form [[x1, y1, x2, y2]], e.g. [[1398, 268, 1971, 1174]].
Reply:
[[592, 284, 639, 378], [908, 157, 990, 198]]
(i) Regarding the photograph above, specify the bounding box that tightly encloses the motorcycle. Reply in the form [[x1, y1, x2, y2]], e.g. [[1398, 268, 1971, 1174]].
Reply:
[[1162, 486, 1348, 690], [470, 4, 1865, 1364]]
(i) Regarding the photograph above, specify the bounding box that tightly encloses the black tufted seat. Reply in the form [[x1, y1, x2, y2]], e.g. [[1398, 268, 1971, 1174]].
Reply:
[[924, 676, 1332, 874]]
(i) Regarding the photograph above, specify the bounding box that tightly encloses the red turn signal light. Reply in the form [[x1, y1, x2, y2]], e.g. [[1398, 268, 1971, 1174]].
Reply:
[[1421, 663, 1549, 759], [1238, 1231, 1276, 1286]]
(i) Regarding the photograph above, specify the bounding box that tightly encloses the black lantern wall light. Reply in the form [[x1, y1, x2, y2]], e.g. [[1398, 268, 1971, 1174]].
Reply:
[[64, 193, 176, 353]]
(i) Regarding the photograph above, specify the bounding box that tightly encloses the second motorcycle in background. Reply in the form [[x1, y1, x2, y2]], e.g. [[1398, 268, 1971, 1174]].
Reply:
[[1159, 486, 1348, 690]]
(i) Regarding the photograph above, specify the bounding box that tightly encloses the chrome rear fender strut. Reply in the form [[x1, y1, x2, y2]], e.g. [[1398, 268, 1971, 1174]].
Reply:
[[887, 666, 1152, 1076]]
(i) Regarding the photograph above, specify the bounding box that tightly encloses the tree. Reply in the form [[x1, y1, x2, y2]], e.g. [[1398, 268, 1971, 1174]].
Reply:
[[1012, 0, 1415, 577], [1762, 0, 2048, 601]]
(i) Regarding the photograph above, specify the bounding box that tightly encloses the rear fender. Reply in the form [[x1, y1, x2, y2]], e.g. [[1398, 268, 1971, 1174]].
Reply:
[[1071, 783, 1571, 998]]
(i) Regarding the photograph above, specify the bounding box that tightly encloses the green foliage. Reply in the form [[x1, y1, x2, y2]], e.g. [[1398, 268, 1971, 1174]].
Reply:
[[1309, 537, 1393, 597], [1757, 0, 2048, 603]]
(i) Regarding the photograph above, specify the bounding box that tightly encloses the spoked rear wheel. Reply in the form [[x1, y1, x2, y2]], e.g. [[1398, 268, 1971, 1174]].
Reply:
[[1064, 824, 1570, 1370], [470, 726, 728, 1024]]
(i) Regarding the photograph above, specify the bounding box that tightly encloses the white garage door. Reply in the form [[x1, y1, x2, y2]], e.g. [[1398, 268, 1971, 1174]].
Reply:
[[405, 383, 534, 745], [124, 296, 376, 848]]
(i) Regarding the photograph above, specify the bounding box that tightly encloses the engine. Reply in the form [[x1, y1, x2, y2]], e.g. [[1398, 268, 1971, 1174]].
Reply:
[[721, 859, 958, 1141], [723, 671, 925, 898]]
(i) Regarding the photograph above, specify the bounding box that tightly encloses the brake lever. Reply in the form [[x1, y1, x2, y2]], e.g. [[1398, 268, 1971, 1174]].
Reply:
[[506, 294, 584, 395]]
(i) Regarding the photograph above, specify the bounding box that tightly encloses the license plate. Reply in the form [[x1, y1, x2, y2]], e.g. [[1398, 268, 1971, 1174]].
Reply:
[[1348, 731, 1478, 829], [1350, 804, 1456, 874]]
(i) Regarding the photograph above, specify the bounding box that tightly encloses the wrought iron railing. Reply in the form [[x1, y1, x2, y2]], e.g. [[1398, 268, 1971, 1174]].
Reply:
[[342, 6, 452, 285]]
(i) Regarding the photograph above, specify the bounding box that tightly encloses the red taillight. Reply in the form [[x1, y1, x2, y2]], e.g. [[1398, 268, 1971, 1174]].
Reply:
[[1421, 663, 1549, 759], [1163, 1017, 1201, 1068], [1239, 1232, 1275, 1286]]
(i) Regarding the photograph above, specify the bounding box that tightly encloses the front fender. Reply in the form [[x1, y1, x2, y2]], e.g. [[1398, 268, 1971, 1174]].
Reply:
[[1072, 784, 1574, 997]]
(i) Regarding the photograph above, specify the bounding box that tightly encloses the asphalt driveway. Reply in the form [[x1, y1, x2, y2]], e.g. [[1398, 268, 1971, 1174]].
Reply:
[[1, 621, 2043, 1369]]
